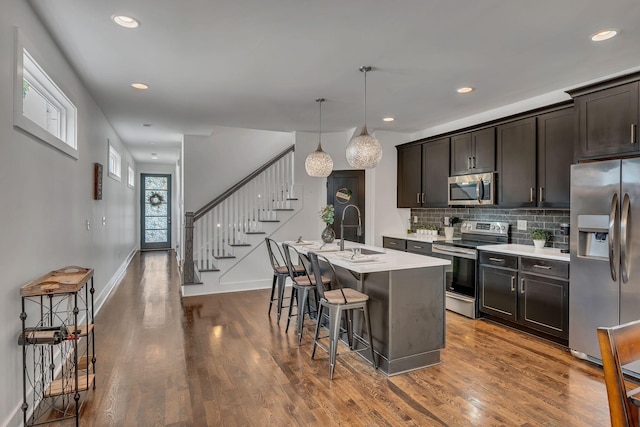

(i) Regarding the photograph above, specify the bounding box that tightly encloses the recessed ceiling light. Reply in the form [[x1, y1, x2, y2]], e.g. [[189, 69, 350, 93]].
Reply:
[[131, 83, 149, 90], [457, 87, 474, 94], [383, 117, 395, 122], [142, 123, 152, 127], [112, 15, 140, 29], [591, 29, 618, 42], [151, 153, 158, 160]]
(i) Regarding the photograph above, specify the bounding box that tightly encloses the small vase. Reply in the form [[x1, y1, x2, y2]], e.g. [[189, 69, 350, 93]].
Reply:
[[321, 224, 336, 243], [444, 226, 454, 240], [533, 240, 546, 248]]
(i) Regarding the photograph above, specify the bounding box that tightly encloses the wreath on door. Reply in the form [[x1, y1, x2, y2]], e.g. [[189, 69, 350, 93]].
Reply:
[[148, 192, 164, 207]]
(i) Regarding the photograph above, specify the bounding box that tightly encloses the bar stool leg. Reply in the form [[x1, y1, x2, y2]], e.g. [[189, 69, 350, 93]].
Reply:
[[311, 304, 324, 360], [363, 303, 376, 369], [296, 287, 310, 345], [285, 286, 297, 333], [328, 306, 342, 380], [268, 275, 277, 315], [277, 274, 286, 323]]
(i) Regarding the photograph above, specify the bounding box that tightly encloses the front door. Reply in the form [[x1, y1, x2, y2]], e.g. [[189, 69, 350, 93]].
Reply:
[[141, 173, 172, 250], [327, 170, 365, 244]]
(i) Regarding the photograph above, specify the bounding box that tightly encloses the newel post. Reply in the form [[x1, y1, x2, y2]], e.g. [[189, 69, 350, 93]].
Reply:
[[183, 211, 195, 285]]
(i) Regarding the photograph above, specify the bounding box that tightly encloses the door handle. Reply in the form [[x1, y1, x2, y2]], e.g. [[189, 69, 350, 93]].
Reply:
[[472, 157, 476, 168], [510, 275, 515, 292], [529, 187, 534, 203], [467, 157, 472, 169], [621, 193, 630, 283], [421, 193, 425, 204], [489, 257, 505, 263], [539, 187, 544, 203], [476, 179, 484, 202], [416, 193, 420, 204], [631, 124, 637, 144], [520, 278, 525, 294], [533, 264, 552, 270], [609, 193, 619, 282]]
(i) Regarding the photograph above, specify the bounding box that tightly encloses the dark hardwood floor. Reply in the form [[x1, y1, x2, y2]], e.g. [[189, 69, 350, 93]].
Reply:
[[63, 251, 613, 426]]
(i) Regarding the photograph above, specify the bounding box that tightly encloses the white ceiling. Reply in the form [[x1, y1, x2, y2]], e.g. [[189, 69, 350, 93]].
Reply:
[[27, 0, 640, 164]]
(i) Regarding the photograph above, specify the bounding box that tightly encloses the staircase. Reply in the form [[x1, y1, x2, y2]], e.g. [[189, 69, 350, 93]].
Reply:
[[182, 145, 301, 296]]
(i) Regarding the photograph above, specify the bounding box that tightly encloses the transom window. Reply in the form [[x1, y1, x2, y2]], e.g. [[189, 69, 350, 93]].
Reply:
[[14, 29, 78, 159], [108, 143, 121, 181], [128, 165, 135, 188]]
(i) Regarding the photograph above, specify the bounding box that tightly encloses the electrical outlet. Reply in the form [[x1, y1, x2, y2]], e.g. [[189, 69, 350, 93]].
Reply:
[[517, 220, 527, 231], [444, 216, 450, 226], [413, 216, 418, 224]]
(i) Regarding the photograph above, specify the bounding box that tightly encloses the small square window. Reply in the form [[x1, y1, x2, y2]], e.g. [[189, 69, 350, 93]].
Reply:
[[108, 142, 121, 181], [128, 165, 135, 188]]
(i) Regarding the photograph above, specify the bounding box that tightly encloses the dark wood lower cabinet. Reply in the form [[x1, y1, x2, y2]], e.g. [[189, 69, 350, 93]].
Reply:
[[479, 251, 569, 343]]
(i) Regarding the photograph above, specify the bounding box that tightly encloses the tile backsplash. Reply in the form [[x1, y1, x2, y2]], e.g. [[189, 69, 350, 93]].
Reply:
[[409, 207, 570, 251]]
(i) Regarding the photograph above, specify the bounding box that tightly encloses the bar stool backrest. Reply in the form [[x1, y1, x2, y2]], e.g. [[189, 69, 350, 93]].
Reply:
[[308, 252, 347, 304], [265, 237, 286, 273], [281, 243, 311, 282]]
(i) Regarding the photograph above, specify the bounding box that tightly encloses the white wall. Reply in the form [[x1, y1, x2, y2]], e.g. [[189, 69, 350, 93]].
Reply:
[[183, 126, 294, 212], [1, 1, 138, 425]]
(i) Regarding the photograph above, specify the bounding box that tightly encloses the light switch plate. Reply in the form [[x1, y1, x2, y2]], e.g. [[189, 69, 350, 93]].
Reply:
[[517, 220, 527, 231]]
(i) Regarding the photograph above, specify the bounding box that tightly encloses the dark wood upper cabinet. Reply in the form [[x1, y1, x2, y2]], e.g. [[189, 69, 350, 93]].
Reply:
[[537, 108, 574, 208], [397, 143, 423, 208], [496, 117, 537, 208], [397, 138, 450, 208], [575, 81, 639, 159], [450, 127, 495, 176], [422, 138, 449, 208]]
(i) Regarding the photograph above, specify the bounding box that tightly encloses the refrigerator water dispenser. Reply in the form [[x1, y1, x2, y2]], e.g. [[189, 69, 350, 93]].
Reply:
[[577, 214, 609, 259]]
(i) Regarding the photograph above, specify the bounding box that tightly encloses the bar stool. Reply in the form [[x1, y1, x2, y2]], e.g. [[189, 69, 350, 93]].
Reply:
[[307, 252, 376, 379], [282, 243, 331, 345], [265, 238, 305, 322]]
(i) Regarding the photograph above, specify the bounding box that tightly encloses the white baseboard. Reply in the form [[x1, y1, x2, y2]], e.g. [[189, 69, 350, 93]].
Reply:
[[181, 278, 280, 297]]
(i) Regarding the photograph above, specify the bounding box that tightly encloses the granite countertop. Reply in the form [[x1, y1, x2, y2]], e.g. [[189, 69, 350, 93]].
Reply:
[[477, 244, 569, 262], [286, 240, 450, 273]]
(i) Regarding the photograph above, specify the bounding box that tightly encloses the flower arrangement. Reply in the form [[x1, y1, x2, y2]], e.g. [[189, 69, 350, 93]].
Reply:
[[320, 204, 335, 225]]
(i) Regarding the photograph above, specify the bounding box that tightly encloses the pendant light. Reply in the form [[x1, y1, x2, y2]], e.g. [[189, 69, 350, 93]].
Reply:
[[346, 66, 383, 169], [305, 98, 334, 177]]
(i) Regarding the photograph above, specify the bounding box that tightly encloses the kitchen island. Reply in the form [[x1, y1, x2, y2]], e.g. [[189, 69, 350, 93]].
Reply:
[[291, 240, 450, 376]]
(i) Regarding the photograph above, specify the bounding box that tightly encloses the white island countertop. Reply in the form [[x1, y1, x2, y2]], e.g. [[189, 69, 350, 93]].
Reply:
[[287, 240, 450, 274], [477, 244, 569, 262], [384, 233, 447, 243]]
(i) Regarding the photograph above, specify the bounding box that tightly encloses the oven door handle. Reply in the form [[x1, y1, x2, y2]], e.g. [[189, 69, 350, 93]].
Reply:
[[476, 179, 484, 202], [432, 245, 477, 260]]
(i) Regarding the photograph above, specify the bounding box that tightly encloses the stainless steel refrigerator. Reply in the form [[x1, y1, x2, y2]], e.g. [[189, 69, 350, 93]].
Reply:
[[570, 158, 640, 373]]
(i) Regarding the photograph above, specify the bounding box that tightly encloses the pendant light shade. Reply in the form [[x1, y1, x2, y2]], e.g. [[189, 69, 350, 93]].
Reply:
[[305, 98, 333, 177], [346, 66, 383, 169]]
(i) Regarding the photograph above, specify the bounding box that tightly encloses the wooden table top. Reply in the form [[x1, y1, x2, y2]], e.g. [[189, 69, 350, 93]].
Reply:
[[20, 266, 93, 297]]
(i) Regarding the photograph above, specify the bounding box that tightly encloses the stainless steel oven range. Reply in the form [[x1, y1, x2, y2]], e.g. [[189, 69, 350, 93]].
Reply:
[[431, 220, 509, 319]]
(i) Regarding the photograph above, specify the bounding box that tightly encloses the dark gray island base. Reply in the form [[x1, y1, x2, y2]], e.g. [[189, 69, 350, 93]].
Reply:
[[323, 260, 446, 376]]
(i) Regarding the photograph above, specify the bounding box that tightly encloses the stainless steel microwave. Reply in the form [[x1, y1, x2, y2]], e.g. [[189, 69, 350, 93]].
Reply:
[[448, 172, 495, 206]]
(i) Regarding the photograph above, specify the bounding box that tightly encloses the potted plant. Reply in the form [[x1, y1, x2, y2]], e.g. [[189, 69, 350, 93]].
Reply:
[[531, 229, 551, 248], [319, 204, 336, 243]]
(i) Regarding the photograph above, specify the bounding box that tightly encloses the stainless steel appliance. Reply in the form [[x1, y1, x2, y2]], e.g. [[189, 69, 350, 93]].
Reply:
[[432, 220, 509, 318], [570, 159, 640, 374], [448, 172, 495, 206]]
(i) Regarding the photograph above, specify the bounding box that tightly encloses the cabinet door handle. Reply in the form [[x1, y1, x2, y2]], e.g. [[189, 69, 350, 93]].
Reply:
[[511, 276, 515, 292], [632, 124, 637, 144], [388, 241, 397, 246], [530, 187, 534, 202], [533, 264, 552, 270], [412, 245, 423, 249], [539, 187, 544, 202], [489, 257, 505, 263], [416, 193, 420, 203], [472, 156, 476, 168], [421, 193, 425, 204], [520, 278, 525, 294]]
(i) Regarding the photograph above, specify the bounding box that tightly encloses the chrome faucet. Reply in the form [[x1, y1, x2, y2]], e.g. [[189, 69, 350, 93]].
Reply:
[[340, 204, 362, 251]]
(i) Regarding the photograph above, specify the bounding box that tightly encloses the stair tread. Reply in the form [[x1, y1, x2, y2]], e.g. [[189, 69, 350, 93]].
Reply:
[[259, 220, 280, 223], [274, 208, 294, 211], [286, 198, 298, 200], [198, 268, 219, 273], [244, 231, 266, 234], [229, 243, 251, 247], [214, 255, 236, 259]]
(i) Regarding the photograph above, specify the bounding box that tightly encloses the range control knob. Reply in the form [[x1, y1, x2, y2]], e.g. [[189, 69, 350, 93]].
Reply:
[[500, 225, 506, 231], [490, 225, 496, 230]]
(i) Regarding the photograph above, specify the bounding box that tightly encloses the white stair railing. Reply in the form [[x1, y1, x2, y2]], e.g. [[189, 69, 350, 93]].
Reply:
[[183, 146, 296, 283]]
